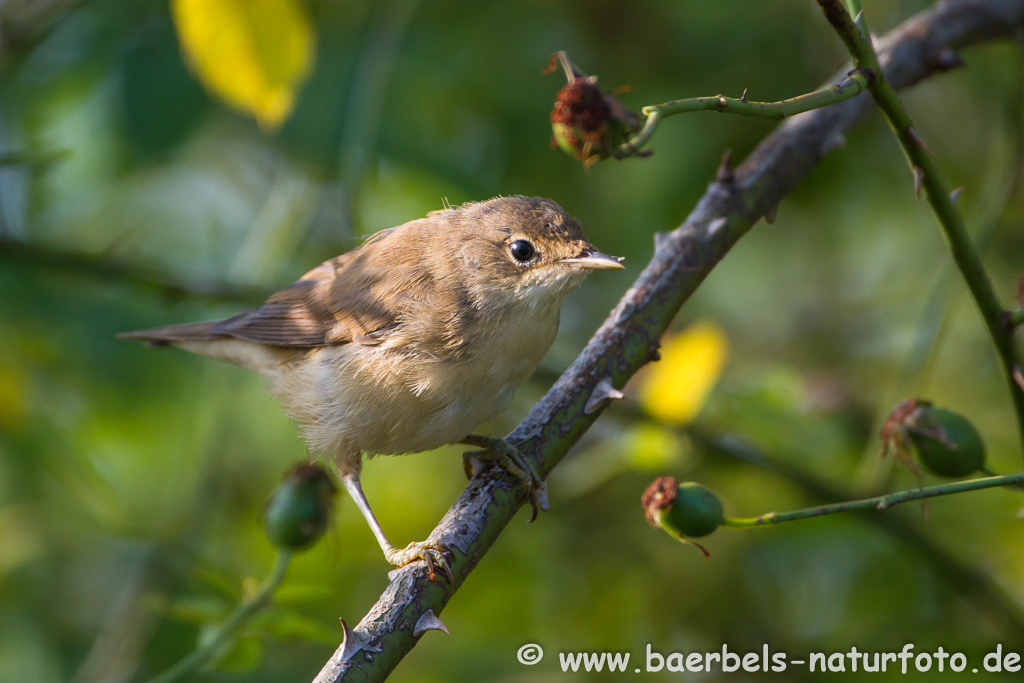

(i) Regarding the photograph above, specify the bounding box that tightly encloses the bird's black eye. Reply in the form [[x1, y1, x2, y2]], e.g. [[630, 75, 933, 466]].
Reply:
[[509, 239, 536, 262]]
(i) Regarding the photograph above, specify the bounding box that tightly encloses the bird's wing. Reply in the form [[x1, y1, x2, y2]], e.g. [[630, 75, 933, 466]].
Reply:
[[121, 225, 447, 349], [210, 249, 414, 347]]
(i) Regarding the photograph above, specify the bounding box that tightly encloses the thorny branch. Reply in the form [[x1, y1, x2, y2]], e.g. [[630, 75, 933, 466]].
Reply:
[[315, 1, 1024, 681], [816, 0, 1024, 455]]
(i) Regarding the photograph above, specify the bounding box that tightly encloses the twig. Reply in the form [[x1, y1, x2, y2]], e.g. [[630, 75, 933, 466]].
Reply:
[[896, 57, 1023, 393], [617, 70, 870, 157], [314, 2, 1024, 681], [146, 549, 292, 683], [0, 237, 266, 304], [581, 398, 1024, 634], [687, 428, 1024, 639], [0, 150, 70, 167], [0, 0, 85, 67], [725, 472, 1024, 526], [815, 0, 1024, 455]]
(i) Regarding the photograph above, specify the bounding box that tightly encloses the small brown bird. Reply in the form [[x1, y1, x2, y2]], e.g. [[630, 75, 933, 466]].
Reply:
[[121, 196, 622, 571]]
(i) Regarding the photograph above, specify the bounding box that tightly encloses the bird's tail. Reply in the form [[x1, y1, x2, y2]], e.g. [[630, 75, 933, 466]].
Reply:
[[117, 321, 225, 347], [118, 320, 288, 378]]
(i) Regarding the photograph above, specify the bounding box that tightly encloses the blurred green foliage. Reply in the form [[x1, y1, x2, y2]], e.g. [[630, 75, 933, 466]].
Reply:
[[2, 0, 1024, 681]]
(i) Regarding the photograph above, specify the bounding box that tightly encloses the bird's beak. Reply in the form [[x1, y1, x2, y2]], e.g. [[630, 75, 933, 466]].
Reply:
[[559, 249, 625, 270]]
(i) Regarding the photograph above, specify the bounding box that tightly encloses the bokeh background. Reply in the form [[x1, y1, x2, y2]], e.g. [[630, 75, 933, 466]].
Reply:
[[2, 0, 1024, 681]]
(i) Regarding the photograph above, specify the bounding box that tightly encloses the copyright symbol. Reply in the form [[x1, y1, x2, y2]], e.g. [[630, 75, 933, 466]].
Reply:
[[517, 643, 544, 665]]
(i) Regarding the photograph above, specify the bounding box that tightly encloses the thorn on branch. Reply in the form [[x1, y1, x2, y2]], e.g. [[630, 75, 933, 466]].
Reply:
[[708, 217, 729, 237], [337, 618, 379, 663], [930, 47, 966, 72], [907, 126, 935, 155], [1002, 310, 1016, 333], [853, 9, 866, 33], [740, 88, 748, 103], [820, 131, 846, 155], [413, 610, 450, 637], [653, 231, 671, 253], [615, 301, 637, 324], [584, 376, 625, 414], [950, 186, 964, 204], [649, 339, 662, 362], [1015, 365, 1024, 392], [912, 165, 925, 199], [715, 149, 735, 185], [764, 204, 779, 225]]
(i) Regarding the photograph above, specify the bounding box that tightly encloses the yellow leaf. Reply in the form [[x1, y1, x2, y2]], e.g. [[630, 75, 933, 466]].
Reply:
[[171, 0, 315, 129], [638, 321, 728, 425]]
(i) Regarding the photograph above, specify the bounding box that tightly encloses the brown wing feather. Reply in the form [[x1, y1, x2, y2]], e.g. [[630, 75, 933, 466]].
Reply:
[[121, 220, 453, 350], [210, 278, 338, 346], [209, 248, 411, 347]]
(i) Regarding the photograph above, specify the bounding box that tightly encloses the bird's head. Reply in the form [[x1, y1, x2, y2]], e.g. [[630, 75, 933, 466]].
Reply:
[[443, 196, 623, 311]]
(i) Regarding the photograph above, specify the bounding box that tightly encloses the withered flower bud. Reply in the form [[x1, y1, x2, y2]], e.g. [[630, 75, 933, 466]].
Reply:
[[545, 51, 640, 167]]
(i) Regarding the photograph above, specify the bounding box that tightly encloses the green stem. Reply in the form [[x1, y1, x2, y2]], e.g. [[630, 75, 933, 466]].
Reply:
[[979, 464, 1024, 489], [616, 70, 869, 157], [725, 472, 1024, 527], [816, 0, 1024, 456], [1011, 309, 1024, 327], [145, 550, 292, 683], [686, 426, 1024, 636]]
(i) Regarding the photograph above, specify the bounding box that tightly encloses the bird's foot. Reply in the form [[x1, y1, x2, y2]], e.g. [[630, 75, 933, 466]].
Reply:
[[460, 435, 549, 522], [384, 540, 453, 583]]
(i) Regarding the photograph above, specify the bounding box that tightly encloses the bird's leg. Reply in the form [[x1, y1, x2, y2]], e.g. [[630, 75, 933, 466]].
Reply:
[[338, 473, 451, 582], [458, 435, 549, 522]]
